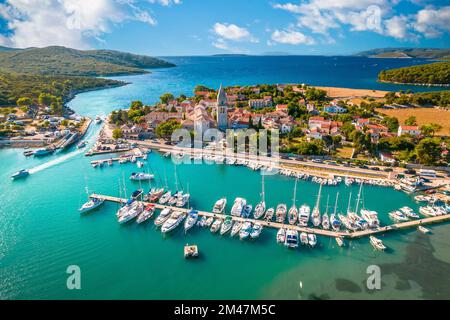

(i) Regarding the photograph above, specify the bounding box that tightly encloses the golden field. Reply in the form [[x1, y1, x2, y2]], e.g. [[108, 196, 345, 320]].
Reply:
[[376, 107, 450, 136]]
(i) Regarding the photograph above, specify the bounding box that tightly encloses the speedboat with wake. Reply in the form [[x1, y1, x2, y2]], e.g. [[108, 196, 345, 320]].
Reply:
[[11, 169, 30, 180], [130, 172, 154, 181]]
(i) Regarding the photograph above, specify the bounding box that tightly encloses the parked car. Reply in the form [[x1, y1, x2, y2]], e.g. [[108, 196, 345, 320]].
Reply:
[[404, 169, 416, 175]]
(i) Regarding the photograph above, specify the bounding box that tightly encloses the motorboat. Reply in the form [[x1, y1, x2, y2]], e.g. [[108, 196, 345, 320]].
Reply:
[[239, 222, 252, 240], [220, 217, 233, 235], [300, 232, 309, 245], [308, 234, 317, 247], [137, 161, 144, 168], [11, 169, 29, 180], [136, 204, 155, 224], [284, 229, 299, 248], [161, 211, 186, 233], [130, 172, 154, 181], [204, 217, 214, 228], [176, 193, 190, 207], [149, 188, 164, 202], [360, 209, 380, 228], [418, 226, 431, 234], [210, 219, 222, 233], [250, 223, 262, 239], [116, 199, 135, 218], [370, 236, 386, 251], [33, 148, 53, 157], [212, 198, 227, 214], [184, 210, 199, 232], [288, 206, 298, 225], [159, 191, 172, 205], [264, 208, 275, 221], [311, 184, 323, 227], [79, 197, 104, 214], [77, 141, 86, 149], [399, 206, 419, 219], [118, 202, 144, 224], [169, 191, 182, 206], [242, 204, 253, 218], [275, 204, 287, 223], [231, 197, 246, 217], [389, 210, 409, 222], [335, 237, 345, 247], [298, 205, 310, 226], [230, 221, 243, 237], [276, 228, 286, 243], [419, 206, 436, 217], [154, 208, 172, 226], [321, 213, 330, 230]]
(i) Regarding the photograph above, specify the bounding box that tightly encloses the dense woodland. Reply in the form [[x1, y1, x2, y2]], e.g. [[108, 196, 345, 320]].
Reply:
[[378, 62, 450, 85]]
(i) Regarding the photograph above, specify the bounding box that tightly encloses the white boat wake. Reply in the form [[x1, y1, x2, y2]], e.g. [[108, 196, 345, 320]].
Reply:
[[28, 148, 84, 174]]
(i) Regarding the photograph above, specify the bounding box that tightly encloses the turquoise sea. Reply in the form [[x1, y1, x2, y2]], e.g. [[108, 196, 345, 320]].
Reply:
[[1, 56, 449, 300]]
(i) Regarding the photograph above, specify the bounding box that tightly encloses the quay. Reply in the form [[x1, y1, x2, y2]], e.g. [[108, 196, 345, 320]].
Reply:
[[89, 148, 145, 165], [89, 194, 450, 240]]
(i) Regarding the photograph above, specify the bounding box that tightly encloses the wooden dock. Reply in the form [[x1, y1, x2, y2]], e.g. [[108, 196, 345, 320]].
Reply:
[[90, 194, 450, 239]]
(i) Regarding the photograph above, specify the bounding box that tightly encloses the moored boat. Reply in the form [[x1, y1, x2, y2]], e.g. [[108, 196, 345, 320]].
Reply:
[[220, 217, 233, 235], [308, 234, 317, 247], [239, 222, 252, 240], [154, 208, 172, 226], [161, 211, 186, 233], [231, 197, 246, 217], [298, 205, 310, 226], [250, 223, 262, 239], [275, 203, 287, 223], [276, 228, 286, 243], [370, 236, 386, 251], [264, 208, 275, 221], [210, 219, 222, 233], [79, 197, 104, 214], [300, 232, 309, 245], [184, 210, 199, 232], [284, 229, 299, 248], [212, 198, 227, 214], [230, 221, 243, 237], [136, 204, 156, 224]]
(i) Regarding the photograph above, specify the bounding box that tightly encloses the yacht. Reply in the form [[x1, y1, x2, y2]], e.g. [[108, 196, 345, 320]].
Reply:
[[77, 141, 86, 149], [250, 223, 262, 239], [231, 197, 246, 217], [168, 191, 182, 206], [11, 169, 29, 180], [136, 204, 155, 224], [239, 222, 252, 240], [176, 193, 190, 207], [300, 232, 309, 245], [79, 197, 104, 214], [212, 198, 227, 214], [275, 204, 287, 223], [33, 148, 53, 157], [137, 161, 144, 168], [389, 210, 409, 222], [159, 191, 172, 205], [242, 204, 253, 218], [254, 175, 266, 220], [335, 237, 345, 247], [254, 202, 266, 220], [94, 115, 102, 124], [311, 184, 323, 227], [276, 228, 286, 243], [330, 214, 341, 231], [230, 221, 243, 237], [419, 206, 436, 217], [154, 208, 172, 227], [131, 189, 143, 200], [210, 219, 222, 233], [284, 230, 299, 248], [308, 234, 317, 247], [360, 209, 380, 228], [321, 213, 330, 230], [149, 188, 164, 202], [288, 206, 298, 225], [298, 205, 310, 226], [370, 236, 386, 251], [130, 172, 154, 181], [220, 217, 233, 235], [184, 210, 199, 232], [264, 208, 275, 221], [118, 202, 144, 224], [161, 211, 186, 234], [204, 217, 214, 228]]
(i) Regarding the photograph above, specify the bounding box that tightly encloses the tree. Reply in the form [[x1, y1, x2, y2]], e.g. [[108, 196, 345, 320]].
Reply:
[[404, 116, 417, 126], [420, 123, 442, 137], [130, 100, 143, 110], [112, 128, 123, 140], [415, 138, 441, 165], [16, 97, 33, 107], [155, 119, 182, 139], [382, 116, 399, 132], [38, 93, 57, 106], [160, 93, 174, 104]]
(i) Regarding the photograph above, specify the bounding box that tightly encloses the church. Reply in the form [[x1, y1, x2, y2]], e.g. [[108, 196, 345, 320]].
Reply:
[[216, 84, 228, 131]]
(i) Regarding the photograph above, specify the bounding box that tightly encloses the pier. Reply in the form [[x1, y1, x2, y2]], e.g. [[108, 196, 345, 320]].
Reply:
[[89, 194, 450, 240]]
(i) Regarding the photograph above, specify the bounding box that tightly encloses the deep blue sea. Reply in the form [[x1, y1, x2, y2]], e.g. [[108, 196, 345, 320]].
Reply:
[[0, 56, 449, 300]]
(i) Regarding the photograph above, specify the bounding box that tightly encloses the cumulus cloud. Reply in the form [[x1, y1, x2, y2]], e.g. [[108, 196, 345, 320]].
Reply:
[[413, 6, 450, 38], [271, 28, 315, 45], [213, 23, 258, 42], [0, 0, 167, 48]]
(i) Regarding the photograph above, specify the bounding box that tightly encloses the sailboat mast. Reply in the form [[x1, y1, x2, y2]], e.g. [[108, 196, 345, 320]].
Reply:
[[333, 192, 339, 215], [261, 174, 265, 203], [174, 165, 179, 192], [355, 182, 363, 214], [315, 184, 322, 208], [122, 173, 127, 199], [325, 195, 330, 214], [346, 192, 352, 215], [292, 178, 298, 206]]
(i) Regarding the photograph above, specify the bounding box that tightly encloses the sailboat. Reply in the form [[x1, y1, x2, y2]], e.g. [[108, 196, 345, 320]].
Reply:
[[330, 193, 341, 231], [254, 175, 266, 219], [288, 178, 299, 225], [311, 184, 322, 227], [79, 186, 104, 214], [348, 182, 369, 230], [321, 195, 330, 230]]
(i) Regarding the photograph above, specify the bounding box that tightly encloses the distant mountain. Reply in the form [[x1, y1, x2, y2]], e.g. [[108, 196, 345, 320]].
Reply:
[[0, 46, 175, 76], [211, 54, 249, 57], [355, 48, 450, 59], [261, 51, 292, 56]]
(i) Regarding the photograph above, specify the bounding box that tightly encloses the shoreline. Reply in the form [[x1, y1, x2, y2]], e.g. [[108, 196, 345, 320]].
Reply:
[[378, 80, 450, 87]]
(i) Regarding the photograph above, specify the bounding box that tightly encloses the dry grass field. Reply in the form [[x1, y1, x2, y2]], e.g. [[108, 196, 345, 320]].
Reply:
[[376, 107, 450, 136], [315, 86, 389, 99]]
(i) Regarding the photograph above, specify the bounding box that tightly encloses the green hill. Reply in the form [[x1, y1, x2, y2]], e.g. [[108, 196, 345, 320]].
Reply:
[[378, 62, 450, 85], [356, 48, 450, 59], [0, 46, 175, 76]]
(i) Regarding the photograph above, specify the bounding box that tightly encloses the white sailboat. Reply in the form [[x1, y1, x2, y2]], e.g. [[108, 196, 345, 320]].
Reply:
[[321, 195, 330, 230], [288, 178, 298, 225], [330, 193, 341, 231], [311, 184, 322, 227], [254, 175, 266, 220]]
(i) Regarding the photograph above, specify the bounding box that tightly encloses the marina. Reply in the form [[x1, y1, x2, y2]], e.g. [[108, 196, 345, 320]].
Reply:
[[89, 193, 450, 241]]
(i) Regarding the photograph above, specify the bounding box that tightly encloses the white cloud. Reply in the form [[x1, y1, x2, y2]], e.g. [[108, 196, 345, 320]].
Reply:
[[213, 22, 258, 42], [413, 6, 450, 38], [384, 15, 409, 39], [148, 0, 182, 6], [0, 0, 164, 48], [271, 28, 315, 45]]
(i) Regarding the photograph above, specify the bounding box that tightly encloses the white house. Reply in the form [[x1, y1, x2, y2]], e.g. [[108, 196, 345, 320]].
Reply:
[[397, 125, 421, 137]]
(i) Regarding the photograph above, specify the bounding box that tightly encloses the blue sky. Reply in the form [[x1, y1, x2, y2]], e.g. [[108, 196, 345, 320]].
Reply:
[[0, 0, 449, 56]]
